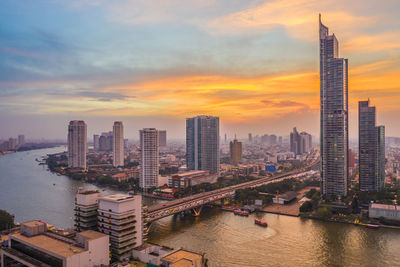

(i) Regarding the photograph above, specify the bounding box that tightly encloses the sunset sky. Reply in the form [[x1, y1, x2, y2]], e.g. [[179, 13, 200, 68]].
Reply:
[[1, 0, 399, 140]]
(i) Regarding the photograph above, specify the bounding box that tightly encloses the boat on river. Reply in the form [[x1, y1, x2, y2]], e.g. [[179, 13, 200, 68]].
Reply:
[[255, 219, 268, 227], [234, 209, 249, 216]]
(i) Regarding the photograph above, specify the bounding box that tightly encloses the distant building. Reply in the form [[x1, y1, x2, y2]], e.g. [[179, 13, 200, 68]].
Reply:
[[8, 138, 16, 150], [113, 121, 124, 167], [1, 220, 109, 267], [98, 194, 143, 261], [186, 116, 219, 174], [278, 136, 283, 145], [75, 190, 101, 232], [269, 134, 277, 145], [248, 133, 253, 143], [68, 120, 87, 169], [140, 128, 159, 189], [124, 138, 129, 149], [320, 15, 349, 197], [359, 100, 385, 192], [93, 134, 99, 151], [17, 135, 25, 146], [348, 149, 355, 168], [290, 128, 311, 155], [230, 139, 242, 166], [158, 130, 167, 147]]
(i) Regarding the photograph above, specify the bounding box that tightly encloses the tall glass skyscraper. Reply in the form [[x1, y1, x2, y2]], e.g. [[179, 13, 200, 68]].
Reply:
[[319, 15, 349, 197], [359, 100, 385, 192], [68, 120, 87, 169], [186, 116, 219, 174]]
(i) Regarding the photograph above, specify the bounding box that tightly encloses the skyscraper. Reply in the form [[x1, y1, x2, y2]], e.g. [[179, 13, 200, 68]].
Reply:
[[186, 116, 219, 174], [230, 139, 242, 166], [139, 128, 159, 189], [290, 127, 301, 155], [68, 120, 87, 169], [18, 135, 25, 146], [359, 100, 385, 192], [158, 130, 167, 147], [319, 15, 349, 197], [113, 121, 124, 167], [93, 134, 99, 151], [248, 133, 252, 143]]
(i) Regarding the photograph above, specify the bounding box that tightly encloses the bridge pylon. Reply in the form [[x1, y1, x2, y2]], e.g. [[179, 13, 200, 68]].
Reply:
[[191, 206, 203, 217]]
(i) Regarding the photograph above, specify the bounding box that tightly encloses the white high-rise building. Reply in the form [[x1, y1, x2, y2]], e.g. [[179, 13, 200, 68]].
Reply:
[[98, 194, 143, 261], [75, 190, 101, 232], [68, 120, 87, 169], [139, 128, 159, 189], [113, 121, 124, 167]]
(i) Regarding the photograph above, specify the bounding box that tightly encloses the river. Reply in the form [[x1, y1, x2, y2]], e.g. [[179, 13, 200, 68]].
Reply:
[[1, 147, 400, 266]]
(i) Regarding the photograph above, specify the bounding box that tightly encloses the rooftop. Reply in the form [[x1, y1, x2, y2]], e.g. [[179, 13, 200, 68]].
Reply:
[[12, 233, 85, 258], [77, 230, 107, 240], [22, 220, 45, 228], [77, 190, 100, 195], [99, 194, 135, 202], [162, 249, 203, 267], [370, 203, 399, 211]]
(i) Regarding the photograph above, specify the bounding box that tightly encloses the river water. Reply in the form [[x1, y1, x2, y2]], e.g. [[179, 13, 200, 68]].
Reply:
[[1, 147, 400, 266]]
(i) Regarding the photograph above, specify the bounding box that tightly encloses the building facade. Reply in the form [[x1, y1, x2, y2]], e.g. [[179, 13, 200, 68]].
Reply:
[[75, 190, 101, 232], [93, 134, 99, 151], [158, 130, 167, 147], [230, 139, 242, 166], [358, 100, 385, 192], [1, 220, 109, 267], [98, 194, 143, 261], [68, 120, 87, 169], [113, 121, 124, 167], [139, 128, 159, 189], [186, 116, 219, 174], [319, 15, 349, 197]]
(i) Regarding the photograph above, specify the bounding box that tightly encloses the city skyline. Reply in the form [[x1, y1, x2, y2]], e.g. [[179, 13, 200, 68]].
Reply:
[[1, 1, 400, 139]]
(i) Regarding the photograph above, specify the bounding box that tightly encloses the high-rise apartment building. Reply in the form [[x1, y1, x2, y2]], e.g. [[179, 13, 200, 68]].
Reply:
[[300, 132, 312, 153], [230, 139, 242, 166], [113, 121, 124, 167], [290, 127, 301, 155], [359, 100, 385, 192], [98, 194, 143, 261], [93, 134, 99, 151], [158, 130, 167, 147], [248, 133, 252, 143], [186, 116, 219, 174], [139, 128, 159, 189], [68, 120, 87, 169], [18, 135, 25, 146], [75, 190, 101, 232], [319, 15, 349, 197]]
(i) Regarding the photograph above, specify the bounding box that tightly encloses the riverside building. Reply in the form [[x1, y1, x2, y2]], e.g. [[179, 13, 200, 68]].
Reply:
[[74, 190, 101, 232], [319, 15, 349, 197], [67, 120, 87, 169], [98, 194, 143, 261], [0, 220, 109, 267], [139, 128, 159, 189]]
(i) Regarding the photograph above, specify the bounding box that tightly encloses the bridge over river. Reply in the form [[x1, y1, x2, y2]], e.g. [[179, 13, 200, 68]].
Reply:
[[145, 159, 319, 223]]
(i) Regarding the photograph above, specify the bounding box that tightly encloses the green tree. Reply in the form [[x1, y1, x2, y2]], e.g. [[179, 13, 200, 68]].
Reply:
[[0, 209, 15, 231], [300, 201, 313, 213]]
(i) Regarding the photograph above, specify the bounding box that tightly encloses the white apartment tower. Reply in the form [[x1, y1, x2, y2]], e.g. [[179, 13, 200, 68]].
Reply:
[[75, 190, 101, 232], [139, 128, 159, 189], [98, 194, 143, 261], [113, 121, 124, 167], [68, 120, 87, 169]]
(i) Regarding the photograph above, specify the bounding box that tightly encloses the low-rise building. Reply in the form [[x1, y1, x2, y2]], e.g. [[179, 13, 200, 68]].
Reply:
[[171, 171, 218, 189], [369, 203, 400, 221], [0, 220, 109, 267], [272, 191, 297, 204]]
